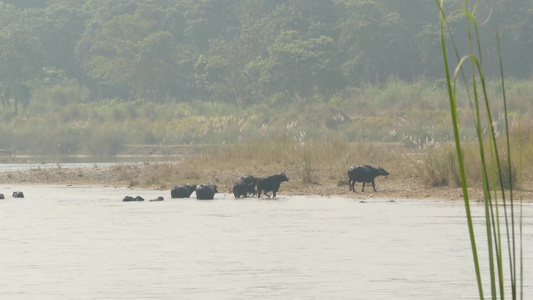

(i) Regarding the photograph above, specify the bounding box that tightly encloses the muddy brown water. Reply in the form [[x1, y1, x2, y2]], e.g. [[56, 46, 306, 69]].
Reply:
[[0, 184, 531, 299]]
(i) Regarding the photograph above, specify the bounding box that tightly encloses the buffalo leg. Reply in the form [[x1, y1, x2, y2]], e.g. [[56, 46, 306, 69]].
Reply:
[[361, 182, 365, 192], [372, 180, 377, 191]]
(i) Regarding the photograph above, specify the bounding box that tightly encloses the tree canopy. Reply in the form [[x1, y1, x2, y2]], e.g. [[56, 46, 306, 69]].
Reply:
[[0, 0, 531, 111]]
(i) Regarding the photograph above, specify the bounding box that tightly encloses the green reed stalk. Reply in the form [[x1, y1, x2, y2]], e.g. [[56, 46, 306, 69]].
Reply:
[[518, 117, 523, 299], [437, 1, 522, 299], [497, 31, 519, 298], [437, 3, 482, 297]]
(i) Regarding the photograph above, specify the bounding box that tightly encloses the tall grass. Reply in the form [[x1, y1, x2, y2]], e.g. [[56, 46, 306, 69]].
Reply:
[[2, 73, 531, 156], [437, 0, 522, 298], [157, 138, 410, 192]]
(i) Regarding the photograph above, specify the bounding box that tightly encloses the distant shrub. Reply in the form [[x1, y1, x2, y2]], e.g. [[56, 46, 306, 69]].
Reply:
[[32, 83, 90, 109], [419, 147, 461, 187], [84, 124, 124, 156]]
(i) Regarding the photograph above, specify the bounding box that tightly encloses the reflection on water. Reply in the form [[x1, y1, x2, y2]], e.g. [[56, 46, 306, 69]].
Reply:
[[0, 184, 531, 299]]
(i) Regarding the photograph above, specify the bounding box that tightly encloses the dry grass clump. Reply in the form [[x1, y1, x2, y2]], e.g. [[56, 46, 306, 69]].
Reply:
[[418, 146, 461, 187], [93, 123, 533, 196], [130, 138, 420, 193]]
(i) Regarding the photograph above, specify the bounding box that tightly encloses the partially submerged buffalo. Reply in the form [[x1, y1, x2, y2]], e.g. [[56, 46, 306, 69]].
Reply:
[[12, 191, 24, 198], [123, 195, 144, 202], [196, 184, 218, 200], [233, 175, 258, 198], [171, 184, 197, 198], [257, 172, 289, 199], [347, 165, 389, 192]]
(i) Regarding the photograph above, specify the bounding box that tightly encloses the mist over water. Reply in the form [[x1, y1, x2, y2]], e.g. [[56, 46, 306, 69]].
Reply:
[[1, 185, 531, 299]]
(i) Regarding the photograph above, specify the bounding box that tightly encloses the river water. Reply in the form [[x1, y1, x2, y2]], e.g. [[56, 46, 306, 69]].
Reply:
[[0, 157, 167, 173], [0, 184, 531, 299]]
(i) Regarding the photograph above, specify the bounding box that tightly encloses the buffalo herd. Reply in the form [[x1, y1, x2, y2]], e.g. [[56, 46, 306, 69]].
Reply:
[[163, 171, 291, 201], [0, 166, 389, 202], [135, 165, 388, 202]]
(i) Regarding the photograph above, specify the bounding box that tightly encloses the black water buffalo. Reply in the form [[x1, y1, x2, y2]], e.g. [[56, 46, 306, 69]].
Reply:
[[196, 184, 218, 200], [123, 195, 144, 202], [257, 172, 289, 199], [0, 193, 4, 199], [171, 184, 197, 198], [149, 196, 165, 202], [347, 165, 389, 192], [233, 175, 258, 198], [123, 196, 135, 202], [12, 191, 24, 198]]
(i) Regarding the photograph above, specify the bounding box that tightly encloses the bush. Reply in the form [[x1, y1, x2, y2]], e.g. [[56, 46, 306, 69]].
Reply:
[[84, 124, 124, 156], [418, 147, 461, 187]]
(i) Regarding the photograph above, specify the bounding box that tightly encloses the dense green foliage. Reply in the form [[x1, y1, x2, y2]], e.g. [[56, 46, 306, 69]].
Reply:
[[1, 0, 532, 106], [0, 0, 531, 155]]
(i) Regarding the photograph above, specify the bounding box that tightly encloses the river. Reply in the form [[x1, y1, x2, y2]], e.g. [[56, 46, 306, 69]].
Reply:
[[0, 156, 170, 173], [0, 184, 531, 299]]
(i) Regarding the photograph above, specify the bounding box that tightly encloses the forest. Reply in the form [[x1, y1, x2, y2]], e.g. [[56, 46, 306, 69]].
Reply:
[[0, 0, 532, 156]]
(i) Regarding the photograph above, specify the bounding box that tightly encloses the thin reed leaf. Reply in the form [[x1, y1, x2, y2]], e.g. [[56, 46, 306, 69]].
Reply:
[[437, 0, 484, 297], [437, 1, 523, 299], [497, 30, 519, 298]]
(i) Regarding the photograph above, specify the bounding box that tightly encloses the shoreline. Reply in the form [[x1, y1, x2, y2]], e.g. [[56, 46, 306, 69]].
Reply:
[[1, 164, 526, 201]]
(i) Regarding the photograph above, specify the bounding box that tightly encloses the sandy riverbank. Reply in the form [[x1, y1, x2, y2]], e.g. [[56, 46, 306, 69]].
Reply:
[[1, 163, 530, 201]]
